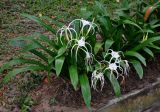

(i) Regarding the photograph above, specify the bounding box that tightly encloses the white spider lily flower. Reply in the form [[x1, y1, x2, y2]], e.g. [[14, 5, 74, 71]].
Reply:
[[69, 18, 98, 36], [85, 52, 94, 67], [91, 70, 104, 91], [56, 25, 78, 44], [105, 49, 123, 62], [102, 49, 130, 82], [104, 62, 124, 80], [67, 37, 93, 62], [78, 37, 85, 46]]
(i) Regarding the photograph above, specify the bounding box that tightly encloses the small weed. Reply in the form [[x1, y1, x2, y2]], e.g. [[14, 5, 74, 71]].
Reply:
[[15, 73, 43, 111], [19, 73, 43, 92], [17, 95, 34, 112], [49, 97, 58, 106]]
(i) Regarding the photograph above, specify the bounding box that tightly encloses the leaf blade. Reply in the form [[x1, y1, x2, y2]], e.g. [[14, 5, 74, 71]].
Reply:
[[131, 60, 144, 79], [80, 74, 91, 108], [104, 72, 121, 97], [125, 51, 146, 66], [69, 65, 79, 90], [2, 66, 45, 84], [55, 56, 65, 76]]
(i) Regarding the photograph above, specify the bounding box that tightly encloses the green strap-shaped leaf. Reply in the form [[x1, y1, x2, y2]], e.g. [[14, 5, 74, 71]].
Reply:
[[38, 34, 57, 48], [125, 51, 146, 66], [94, 42, 103, 54], [21, 43, 39, 52], [148, 43, 160, 50], [55, 46, 66, 59], [10, 35, 56, 57], [99, 17, 110, 31], [30, 49, 48, 62], [2, 66, 45, 84], [104, 72, 121, 97], [130, 60, 144, 79], [21, 14, 56, 34], [32, 40, 56, 56], [69, 65, 79, 90], [143, 47, 154, 57], [80, 74, 91, 108], [9, 36, 34, 48], [123, 19, 143, 32], [105, 39, 114, 51], [55, 56, 65, 76], [0, 59, 47, 73], [132, 36, 160, 51], [151, 24, 160, 29]]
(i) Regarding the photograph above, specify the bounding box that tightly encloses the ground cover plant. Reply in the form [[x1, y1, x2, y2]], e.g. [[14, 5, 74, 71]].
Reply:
[[1, 0, 160, 109]]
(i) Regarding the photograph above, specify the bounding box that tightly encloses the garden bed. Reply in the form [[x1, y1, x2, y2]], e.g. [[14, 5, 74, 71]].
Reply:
[[3, 55, 158, 112]]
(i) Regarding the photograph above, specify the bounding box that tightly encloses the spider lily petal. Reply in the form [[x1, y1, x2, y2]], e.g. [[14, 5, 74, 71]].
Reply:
[[68, 36, 93, 62], [78, 37, 85, 47], [105, 49, 123, 63], [69, 18, 98, 36], [85, 52, 94, 67], [103, 49, 130, 81], [122, 60, 130, 76], [56, 25, 78, 44]]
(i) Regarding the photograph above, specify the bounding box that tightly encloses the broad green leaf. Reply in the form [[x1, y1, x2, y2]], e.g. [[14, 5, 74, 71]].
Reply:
[[2, 66, 44, 84], [30, 50, 48, 62], [123, 20, 143, 32], [132, 36, 160, 51], [21, 14, 56, 34], [38, 34, 57, 48], [21, 43, 39, 52], [69, 65, 79, 90], [55, 46, 66, 59], [10, 36, 34, 41], [99, 17, 110, 31], [0, 59, 47, 73], [32, 40, 56, 56], [130, 60, 143, 79], [9, 36, 34, 48], [94, 42, 103, 54], [143, 47, 154, 57], [104, 72, 121, 97], [55, 56, 65, 76], [105, 39, 114, 51], [151, 24, 160, 29], [125, 51, 146, 66], [10, 35, 56, 57], [148, 43, 160, 50], [80, 74, 91, 108]]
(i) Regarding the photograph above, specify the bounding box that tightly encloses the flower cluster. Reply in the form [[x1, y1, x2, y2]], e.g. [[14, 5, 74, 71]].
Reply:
[[91, 49, 130, 91], [57, 19, 130, 91], [57, 18, 97, 65]]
